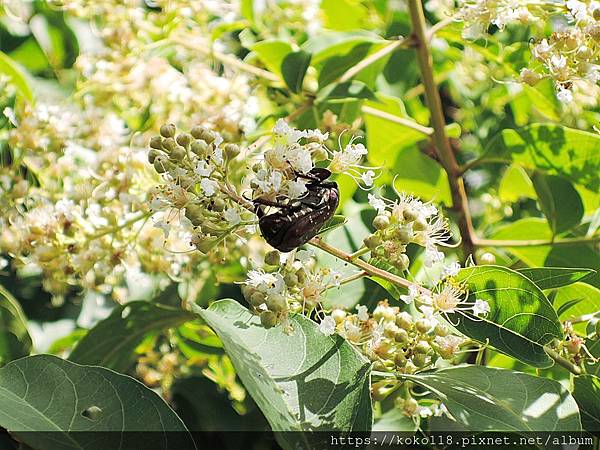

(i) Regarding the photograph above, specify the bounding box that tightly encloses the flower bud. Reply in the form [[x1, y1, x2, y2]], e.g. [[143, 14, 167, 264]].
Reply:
[[594, 8, 600, 20], [192, 235, 218, 253], [153, 155, 170, 173], [296, 268, 307, 284], [211, 197, 226, 212], [312, 146, 328, 161], [566, 338, 582, 355], [480, 252, 496, 265], [264, 250, 281, 266], [160, 123, 176, 138], [250, 291, 266, 307], [412, 353, 429, 368], [176, 133, 192, 148], [395, 328, 409, 344], [363, 234, 381, 250], [191, 140, 209, 156], [224, 143, 240, 159], [281, 272, 297, 287], [169, 146, 186, 162], [162, 138, 178, 153], [434, 324, 449, 337], [519, 68, 541, 86], [415, 340, 431, 354], [396, 312, 413, 330], [403, 398, 419, 416], [415, 318, 432, 333], [185, 204, 204, 226], [148, 148, 162, 164], [266, 294, 287, 312], [191, 125, 207, 139], [373, 215, 390, 230], [202, 130, 216, 144], [260, 311, 278, 328], [413, 219, 427, 231], [403, 207, 418, 222], [384, 322, 399, 339], [394, 254, 410, 271], [331, 309, 347, 323], [149, 136, 163, 150], [394, 352, 407, 367]]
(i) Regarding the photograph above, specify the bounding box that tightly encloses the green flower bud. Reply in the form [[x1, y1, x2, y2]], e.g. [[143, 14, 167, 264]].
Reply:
[[153, 155, 169, 173], [162, 137, 178, 153], [396, 312, 413, 330], [211, 197, 226, 212], [566, 338, 582, 355], [373, 215, 390, 230], [148, 148, 162, 164], [480, 252, 496, 265], [363, 234, 381, 250], [412, 353, 429, 368], [296, 268, 307, 284], [403, 207, 418, 222], [413, 219, 427, 231], [224, 143, 240, 159], [383, 323, 399, 339], [191, 140, 209, 156], [312, 147, 328, 161], [394, 352, 407, 367], [434, 324, 449, 337], [202, 130, 216, 144], [250, 291, 266, 307], [251, 163, 262, 173], [176, 133, 192, 148], [395, 328, 409, 344], [160, 123, 176, 138], [260, 311, 278, 328], [169, 146, 186, 162], [193, 236, 218, 254], [394, 254, 410, 271], [149, 136, 163, 150], [266, 294, 287, 312], [331, 309, 346, 323], [264, 250, 281, 266], [415, 318, 432, 333], [191, 125, 207, 139], [185, 204, 204, 226], [393, 227, 413, 244], [403, 398, 419, 416], [594, 8, 600, 20], [415, 340, 431, 354], [284, 272, 299, 287]]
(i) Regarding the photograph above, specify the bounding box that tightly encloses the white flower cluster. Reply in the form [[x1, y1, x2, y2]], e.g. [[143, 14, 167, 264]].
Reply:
[[458, 0, 540, 38], [242, 249, 342, 329], [365, 192, 450, 270]]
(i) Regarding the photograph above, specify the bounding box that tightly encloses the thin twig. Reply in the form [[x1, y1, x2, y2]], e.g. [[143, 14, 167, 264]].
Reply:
[[361, 105, 433, 136], [544, 346, 582, 375]]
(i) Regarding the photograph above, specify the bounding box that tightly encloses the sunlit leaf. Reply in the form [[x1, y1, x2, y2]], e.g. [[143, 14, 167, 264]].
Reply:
[[517, 267, 595, 290], [0, 285, 32, 365], [573, 374, 600, 432], [532, 173, 584, 235]]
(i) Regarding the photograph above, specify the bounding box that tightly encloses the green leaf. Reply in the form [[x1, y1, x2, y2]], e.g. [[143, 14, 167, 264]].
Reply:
[[585, 339, 600, 377], [448, 266, 563, 367], [573, 375, 600, 431], [316, 80, 376, 102], [281, 51, 311, 94], [517, 267, 595, 290], [69, 301, 196, 371], [373, 408, 417, 431], [0, 51, 34, 102], [0, 355, 194, 449], [320, 0, 368, 31], [552, 282, 600, 334], [0, 285, 32, 365], [250, 40, 293, 78], [303, 32, 382, 65], [404, 365, 581, 431], [197, 299, 372, 446], [363, 95, 451, 204], [317, 214, 348, 236], [498, 165, 536, 203], [532, 173, 584, 234], [484, 124, 600, 192], [490, 218, 600, 288]]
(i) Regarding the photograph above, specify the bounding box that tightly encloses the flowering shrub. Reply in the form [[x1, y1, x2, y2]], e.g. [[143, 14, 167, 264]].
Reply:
[[0, 0, 598, 448]]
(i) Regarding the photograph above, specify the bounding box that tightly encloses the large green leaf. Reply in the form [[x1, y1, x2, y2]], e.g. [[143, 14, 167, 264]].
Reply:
[[0, 355, 194, 449], [490, 218, 600, 288], [449, 266, 563, 367], [281, 50, 311, 93], [69, 301, 196, 371], [517, 267, 595, 290], [316, 80, 376, 103], [404, 365, 581, 431], [483, 124, 600, 192], [250, 40, 293, 78], [197, 299, 372, 448], [498, 164, 536, 203], [531, 173, 584, 235], [0, 285, 32, 365], [573, 375, 600, 432]]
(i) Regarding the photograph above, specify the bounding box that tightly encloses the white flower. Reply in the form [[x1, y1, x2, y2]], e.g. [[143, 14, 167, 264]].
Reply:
[[200, 178, 219, 196], [420, 305, 435, 320], [287, 148, 313, 173], [432, 403, 449, 417], [286, 180, 307, 199], [472, 299, 490, 316], [213, 147, 224, 165], [153, 220, 171, 239], [55, 199, 77, 220], [360, 170, 376, 187], [533, 39, 552, 58], [418, 406, 433, 418], [425, 246, 445, 267], [550, 55, 567, 71], [223, 207, 241, 226], [319, 315, 337, 336], [368, 194, 386, 213], [356, 305, 369, 322], [2, 107, 17, 125], [400, 285, 419, 304], [273, 119, 306, 143], [195, 161, 213, 177], [432, 284, 463, 313], [304, 129, 329, 142], [442, 262, 461, 278], [246, 270, 285, 294], [329, 142, 368, 173], [434, 335, 463, 355], [0, 257, 8, 270], [557, 88, 573, 104]]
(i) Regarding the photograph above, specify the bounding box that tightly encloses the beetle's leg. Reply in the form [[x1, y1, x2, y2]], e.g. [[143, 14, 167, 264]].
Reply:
[[253, 197, 291, 209]]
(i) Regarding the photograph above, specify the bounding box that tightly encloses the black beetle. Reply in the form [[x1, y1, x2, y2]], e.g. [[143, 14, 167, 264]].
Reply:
[[254, 168, 339, 252]]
